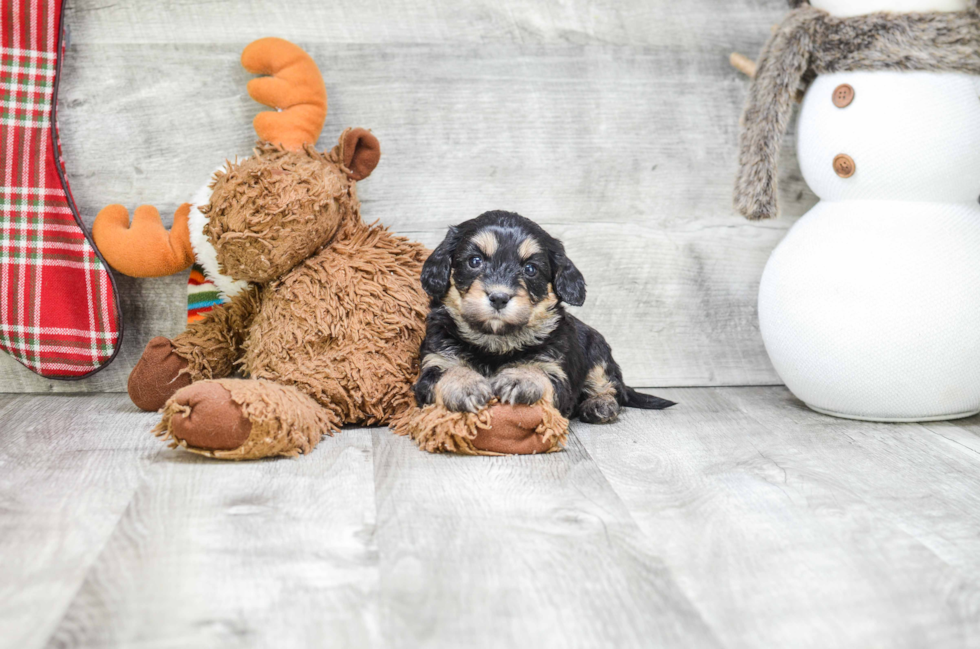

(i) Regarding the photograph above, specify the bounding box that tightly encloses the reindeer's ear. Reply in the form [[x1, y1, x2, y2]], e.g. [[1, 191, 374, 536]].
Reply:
[[340, 128, 381, 181], [549, 246, 586, 307], [421, 226, 461, 299]]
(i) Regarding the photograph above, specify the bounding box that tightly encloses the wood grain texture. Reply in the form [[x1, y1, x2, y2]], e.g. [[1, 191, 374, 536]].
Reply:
[[5, 391, 980, 647], [43, 426, 379, 648], [0, 394, 162, 648], [575, 387, 980, 649], [0, 0, 811, 392], [371, 429, 720, 649], [65, 0, 789, 47]]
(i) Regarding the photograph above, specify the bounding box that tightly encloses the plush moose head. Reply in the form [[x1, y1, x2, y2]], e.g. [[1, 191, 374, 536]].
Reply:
[[93, 37, 382, 288]]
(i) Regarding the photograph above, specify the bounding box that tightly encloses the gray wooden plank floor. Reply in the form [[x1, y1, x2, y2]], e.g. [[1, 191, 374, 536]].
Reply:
[[3, 389, 980, 648]]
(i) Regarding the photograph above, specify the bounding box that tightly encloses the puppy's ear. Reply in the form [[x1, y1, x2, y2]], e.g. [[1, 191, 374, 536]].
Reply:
[[550, 248, 586, 306], [421, 226, 461, 298]]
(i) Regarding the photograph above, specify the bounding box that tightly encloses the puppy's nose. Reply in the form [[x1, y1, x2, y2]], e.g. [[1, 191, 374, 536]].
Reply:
[[488, 292, 512, 311]]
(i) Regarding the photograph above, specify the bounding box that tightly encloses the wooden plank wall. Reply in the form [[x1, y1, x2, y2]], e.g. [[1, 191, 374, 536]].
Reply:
[[0, 0, 815, 392]]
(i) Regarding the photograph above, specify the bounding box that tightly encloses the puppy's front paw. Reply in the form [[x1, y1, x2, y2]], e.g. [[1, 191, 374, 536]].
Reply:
[[492, 369, 548, 406], [438, 370, 493, 413]]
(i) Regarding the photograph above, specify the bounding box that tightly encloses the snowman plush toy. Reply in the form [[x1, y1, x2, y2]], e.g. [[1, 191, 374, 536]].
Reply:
[[735, 0, 980, 421]]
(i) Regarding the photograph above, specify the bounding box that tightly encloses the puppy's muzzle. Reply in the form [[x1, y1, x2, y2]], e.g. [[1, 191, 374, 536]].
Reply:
[[488, 291, 512, 311]]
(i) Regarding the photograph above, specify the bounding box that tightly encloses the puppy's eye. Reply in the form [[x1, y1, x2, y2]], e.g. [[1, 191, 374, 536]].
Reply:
[[523, 263, 538, 277], [468, 255, 483, 269]]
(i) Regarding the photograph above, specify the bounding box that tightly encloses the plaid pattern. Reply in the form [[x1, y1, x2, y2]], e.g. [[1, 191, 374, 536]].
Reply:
[[0, 0, 121, 378]]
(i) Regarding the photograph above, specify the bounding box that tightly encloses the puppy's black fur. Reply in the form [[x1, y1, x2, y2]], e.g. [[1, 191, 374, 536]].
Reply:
[[414, 210, 674, 423]]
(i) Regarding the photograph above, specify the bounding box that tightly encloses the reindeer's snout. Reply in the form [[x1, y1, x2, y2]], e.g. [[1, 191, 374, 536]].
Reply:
[[203, 144, 352, 284]]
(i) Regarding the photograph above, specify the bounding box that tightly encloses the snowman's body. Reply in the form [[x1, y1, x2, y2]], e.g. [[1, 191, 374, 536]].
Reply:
[[758, 0, 980, 420]]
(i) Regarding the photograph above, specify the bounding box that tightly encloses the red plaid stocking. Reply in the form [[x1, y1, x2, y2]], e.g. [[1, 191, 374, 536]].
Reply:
[[1, 0, 121, 378]]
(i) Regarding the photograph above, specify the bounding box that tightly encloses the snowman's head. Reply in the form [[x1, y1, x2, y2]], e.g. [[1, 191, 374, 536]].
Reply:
[[792, 0, 972, 16]]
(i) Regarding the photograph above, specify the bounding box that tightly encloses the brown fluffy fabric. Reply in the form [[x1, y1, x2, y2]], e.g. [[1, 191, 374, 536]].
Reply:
[[171, 285, 262, 381], [391, 398, 569, 456], [163, 140, 429, 456], [203, 143, 353, 283], [154, 378, 340, 460], [239, 217, 430, 427], [735, 4, 980, 220]]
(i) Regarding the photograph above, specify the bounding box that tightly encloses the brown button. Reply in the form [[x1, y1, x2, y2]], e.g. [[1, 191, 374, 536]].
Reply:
[[833, 154, 856, 178], [832, 84, 855, 108]]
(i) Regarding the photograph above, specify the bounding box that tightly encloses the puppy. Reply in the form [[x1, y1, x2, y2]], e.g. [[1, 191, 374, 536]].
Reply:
[[414, 210, 675, 423]]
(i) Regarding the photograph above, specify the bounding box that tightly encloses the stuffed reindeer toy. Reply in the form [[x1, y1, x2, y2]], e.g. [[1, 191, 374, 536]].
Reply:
[[93, 38, 569, 458]]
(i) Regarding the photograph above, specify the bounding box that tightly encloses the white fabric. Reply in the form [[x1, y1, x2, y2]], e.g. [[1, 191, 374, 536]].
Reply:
[[810, 0, 970, 16], [759, 200, 980, 421], [187, 167, 250, 300], [764, 2, 980, 421], [796, 71, 980, 204]]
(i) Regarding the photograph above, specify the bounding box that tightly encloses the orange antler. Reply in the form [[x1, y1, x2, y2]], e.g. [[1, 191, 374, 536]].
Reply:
[[241, 38, 328, 150], [93, 204, 194, 277]]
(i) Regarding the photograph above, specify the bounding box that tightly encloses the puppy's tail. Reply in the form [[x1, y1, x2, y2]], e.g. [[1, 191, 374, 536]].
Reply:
[[623, 386, 676, 410]]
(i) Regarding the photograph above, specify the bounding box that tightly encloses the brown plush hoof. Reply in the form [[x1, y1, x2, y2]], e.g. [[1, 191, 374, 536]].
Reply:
[[392, 399, 568, 456], [169, 382, 252, 451], [128, 336, 192, 411], [472, 404, 553, 455]]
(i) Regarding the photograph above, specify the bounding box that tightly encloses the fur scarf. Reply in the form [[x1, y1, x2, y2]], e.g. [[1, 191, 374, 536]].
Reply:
[[735, 2, 980, 220]]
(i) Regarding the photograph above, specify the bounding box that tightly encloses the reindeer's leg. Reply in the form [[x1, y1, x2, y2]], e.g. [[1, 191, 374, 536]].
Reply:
[[394, 400, 569, 456], [155, 379, 340, 460], [128, 287, 261, 411], [127, 336, 194, 412], [472, 403, 560, 455]]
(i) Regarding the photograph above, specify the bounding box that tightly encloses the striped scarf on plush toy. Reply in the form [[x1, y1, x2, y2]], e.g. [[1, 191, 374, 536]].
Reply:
[[186, 263, 224, 323], [734, 2, 980, 221]]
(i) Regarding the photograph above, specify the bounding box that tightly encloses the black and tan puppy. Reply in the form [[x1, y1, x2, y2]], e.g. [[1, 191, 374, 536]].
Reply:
[[414, 210, 675, 423]]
